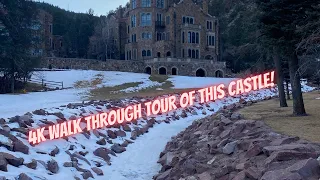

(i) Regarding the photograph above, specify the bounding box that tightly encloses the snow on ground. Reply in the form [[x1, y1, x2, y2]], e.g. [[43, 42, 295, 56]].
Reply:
[[0, 76, 315, 179], [0, 70, 236, 119], [168, 75, 236, 89]]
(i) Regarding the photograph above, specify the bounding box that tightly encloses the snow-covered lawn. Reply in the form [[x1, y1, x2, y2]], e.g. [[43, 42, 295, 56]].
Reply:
[[0, 69, 315, 180], [0, 70, 236, 119], [168, 75, 236, 89]]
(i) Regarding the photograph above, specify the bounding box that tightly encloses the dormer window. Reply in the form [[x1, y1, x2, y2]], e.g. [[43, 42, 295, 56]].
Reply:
[[182, 16, 194, 24], [142, 0, 151, 7]]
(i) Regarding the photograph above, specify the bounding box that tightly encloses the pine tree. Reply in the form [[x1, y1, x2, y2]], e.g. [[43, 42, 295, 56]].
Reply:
[[256, 0, 320, 116]]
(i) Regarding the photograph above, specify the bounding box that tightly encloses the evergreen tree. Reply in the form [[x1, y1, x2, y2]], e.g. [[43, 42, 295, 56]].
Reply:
[[0, 0, 39, 93], [256, 0, 320, 116]]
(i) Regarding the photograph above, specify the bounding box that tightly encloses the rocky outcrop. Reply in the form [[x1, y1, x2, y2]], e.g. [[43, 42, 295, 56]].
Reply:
[[154, 101, 320, 180]]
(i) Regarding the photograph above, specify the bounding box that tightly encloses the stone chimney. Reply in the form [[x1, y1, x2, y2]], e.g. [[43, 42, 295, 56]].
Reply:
[[203, 0, 208, 14]]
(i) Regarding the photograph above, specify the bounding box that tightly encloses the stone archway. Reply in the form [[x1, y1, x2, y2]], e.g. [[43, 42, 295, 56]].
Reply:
[[159, 67, 167, 75], [172, 67, 178, 75], [215, 70, 224, 78], [145, 66, 152, 75], [196, 68, 206, 77]]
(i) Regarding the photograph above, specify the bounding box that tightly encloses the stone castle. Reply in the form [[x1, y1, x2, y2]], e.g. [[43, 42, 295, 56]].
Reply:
[[84, 0, 226, 77]]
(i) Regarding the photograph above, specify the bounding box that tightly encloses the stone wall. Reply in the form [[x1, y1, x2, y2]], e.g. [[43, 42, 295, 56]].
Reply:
[[41, 57, 226, 77]]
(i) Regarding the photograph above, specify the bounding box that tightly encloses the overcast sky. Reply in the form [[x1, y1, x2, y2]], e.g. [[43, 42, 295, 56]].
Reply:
[[36, 0, 128, 16]]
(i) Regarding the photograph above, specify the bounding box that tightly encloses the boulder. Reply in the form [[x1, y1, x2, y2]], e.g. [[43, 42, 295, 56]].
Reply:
[[263, 144, 315, 156], [81, 170, 94, 179], [47, 159, 59, 173], [25, 159, 37, 169], [91, 167, 104, 175], [107, 130, 117, 139], [32, 109, 46, 115], [49, 146, 59, 157], [96, 138, 106, 145], [0, 152, 24, 167], [261, 169, 302, 180], [223, 141, 238, 155], [122, 124, 131, 132], [17, 173, 33, 180], [0, 155, 7, 171], [93, 148, 111, 162], [111, 144, 126, 153], [131, 130, 138, 140], [115, 130, 126, 137], [286, 158, 320, 179]]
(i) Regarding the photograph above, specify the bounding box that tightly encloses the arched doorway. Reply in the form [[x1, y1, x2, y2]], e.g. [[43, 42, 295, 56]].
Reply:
[[172, 67, 177, 75], [157, 52, 161, 58], [205, 55, 212, 60], [215, 70, 223, 78], [196, 68, 206, 77], [166, 51, 171, 57], [159, 67, 167, 75], [145, 67, 152, 75]]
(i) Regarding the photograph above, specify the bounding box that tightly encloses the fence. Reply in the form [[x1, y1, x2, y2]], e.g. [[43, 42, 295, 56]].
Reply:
[[28, 78, 64, 89]]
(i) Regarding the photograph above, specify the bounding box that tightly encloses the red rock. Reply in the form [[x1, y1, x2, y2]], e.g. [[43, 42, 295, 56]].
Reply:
[[270, 137, 300, 146], [245, 166, 261, 179], [286, 158, 320, 179], [261, 169, 302, 180], [232, 171, 246, 180], [265, 150, 318, 166], [263, 144, 315, 156], [246, 144, 263, 158]]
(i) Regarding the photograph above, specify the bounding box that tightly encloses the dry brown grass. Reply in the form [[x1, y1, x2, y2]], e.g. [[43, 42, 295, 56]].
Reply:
[[74, 73, 104, 88], [87, 74, 201, 100], [238, 91, 320, 142]]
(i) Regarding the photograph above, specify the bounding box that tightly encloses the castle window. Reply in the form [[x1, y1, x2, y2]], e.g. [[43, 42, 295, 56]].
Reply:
[[157, 32, 162, 41], [188, 49, 191, 57], [142, 32, 152, 39], [132, 0, 136, 9], [127, 26, 130, 33], [196, 33, 199, 44], [207, 35, 215, 46], [187, 32, 191, 43], [188, 31, 199, 44], [157, 0, 164, 8], [49, 24, 52, 34], [131, 15, 136, 27], [182, 16, 194, 24], [147, 50, 151, 56], [60, 41, 63, 47], [142, 0, 151, 7], [141, 13, 151, 26], [131, 34, 136, 42], [182, 49, 185, 58], [196, 50, 199, 59], [207, 21, 213, 30], [182, 31, 185, 43], [192, 32, 195, 43], [166, 16, 170, 25], [142, 50, 146, 57]]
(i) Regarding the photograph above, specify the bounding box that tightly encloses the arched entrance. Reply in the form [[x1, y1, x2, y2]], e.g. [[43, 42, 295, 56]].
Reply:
[[196, 68, 206, 77], [159, 67, 167, 75], [145, 67, 152, 74], [215, 70, 223, 78], [172, 67, 177, 75]]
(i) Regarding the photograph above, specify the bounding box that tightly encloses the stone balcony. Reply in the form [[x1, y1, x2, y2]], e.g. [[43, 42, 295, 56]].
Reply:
[[180, 23, 202, 30]]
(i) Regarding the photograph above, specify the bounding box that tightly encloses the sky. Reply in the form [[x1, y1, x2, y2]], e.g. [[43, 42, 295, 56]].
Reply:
[[36, 0, 128, 16]]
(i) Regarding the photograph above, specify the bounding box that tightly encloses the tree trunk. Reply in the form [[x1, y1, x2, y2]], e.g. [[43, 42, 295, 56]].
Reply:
[[10, 61, 15, 93], [273, 48, 288, 107], [285, 79, 291, 100], [288, 52, 306, 116]]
